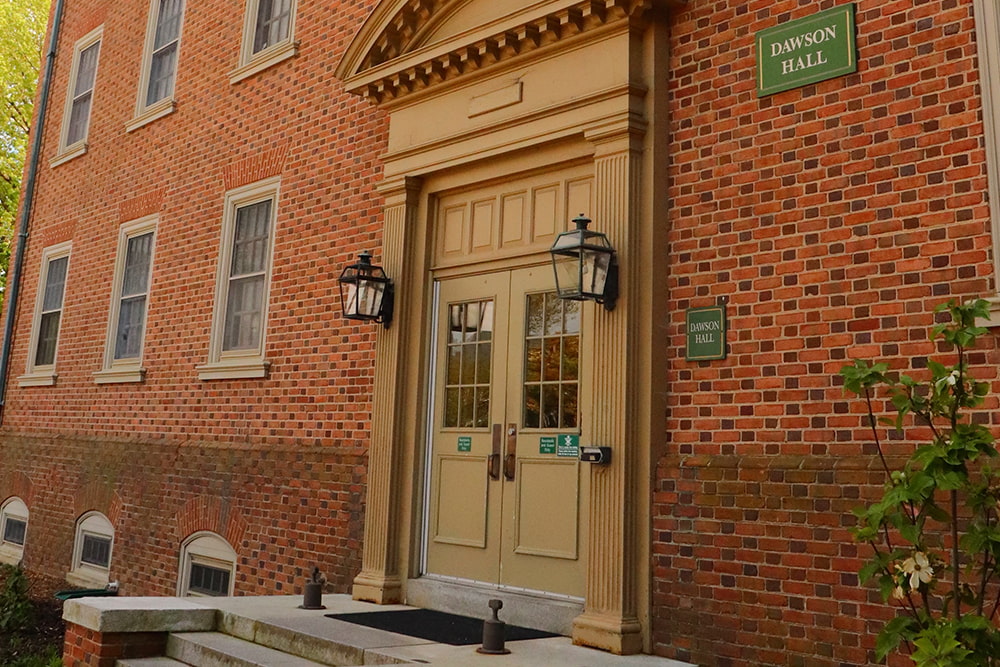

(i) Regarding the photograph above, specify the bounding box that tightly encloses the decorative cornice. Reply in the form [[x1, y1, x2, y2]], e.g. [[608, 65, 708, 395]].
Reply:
[[342, 0, 651, 105]]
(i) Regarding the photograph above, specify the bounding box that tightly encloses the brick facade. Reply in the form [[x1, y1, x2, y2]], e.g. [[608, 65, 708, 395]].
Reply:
[[3, 0, 1000, 665]]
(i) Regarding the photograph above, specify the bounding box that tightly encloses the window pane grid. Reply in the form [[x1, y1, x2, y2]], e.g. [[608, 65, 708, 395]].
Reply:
[[222, 200, 271, 352], [253, 0, 291, 53], [443, 300, 493, 429], [189, 562, 231, 596], [67, 41, 99, 146], [35, 256, 68, 367], [523, 294, 580, 429], [80, 534, 111, 568], [2, 518, 26, 546]]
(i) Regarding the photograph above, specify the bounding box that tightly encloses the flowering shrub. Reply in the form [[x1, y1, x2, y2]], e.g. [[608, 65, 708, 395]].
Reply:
[[841, 299, 1000, 666]]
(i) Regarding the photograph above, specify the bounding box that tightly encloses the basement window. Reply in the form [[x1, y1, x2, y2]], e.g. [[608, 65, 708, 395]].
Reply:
[[68, 511, 114, 587], [0, 497, 28, 565], [179, 532, 236, 597]]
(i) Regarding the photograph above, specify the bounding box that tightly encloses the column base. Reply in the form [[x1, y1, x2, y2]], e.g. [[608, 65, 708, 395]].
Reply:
[[351, 572, 403, 604], [572, 611, 643, 655]]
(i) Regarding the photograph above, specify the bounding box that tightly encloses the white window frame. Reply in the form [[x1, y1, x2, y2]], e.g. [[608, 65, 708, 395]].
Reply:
[[974, 0, 1000, 324], [229, 0, 298, 84], [53, 26, 103, 167], [19, 242, 72, 387], [177, 531, 236, 597], [197, 177, 279, 380], [67, 511, 114, 588], [127, 0, 186, 132], [95, 216, 158, 384], [0, 497, 28, 565]]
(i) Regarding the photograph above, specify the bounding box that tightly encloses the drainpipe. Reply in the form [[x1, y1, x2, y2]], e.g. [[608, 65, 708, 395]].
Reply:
[[0, 0, 67, 420]]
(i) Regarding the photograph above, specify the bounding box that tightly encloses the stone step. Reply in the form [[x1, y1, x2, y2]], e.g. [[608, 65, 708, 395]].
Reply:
[[167, 632, 336, 667], [117, 658, 190, 667]]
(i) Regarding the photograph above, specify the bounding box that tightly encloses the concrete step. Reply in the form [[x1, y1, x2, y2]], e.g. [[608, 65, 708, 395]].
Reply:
[[167, 632, 337, 667], [117, 658, 190, 667]]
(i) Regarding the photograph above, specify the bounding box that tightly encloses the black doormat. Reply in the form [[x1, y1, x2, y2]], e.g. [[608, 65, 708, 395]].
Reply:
[[326, 609, 558, 646]]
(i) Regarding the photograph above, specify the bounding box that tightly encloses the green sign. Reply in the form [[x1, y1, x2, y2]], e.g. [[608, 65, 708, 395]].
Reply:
[[540, 437, 556, 455], [686, 306, 727, 361], [756, 3, 857, 97], [457, 436, 471, 452], [556, 434, 579, 458]]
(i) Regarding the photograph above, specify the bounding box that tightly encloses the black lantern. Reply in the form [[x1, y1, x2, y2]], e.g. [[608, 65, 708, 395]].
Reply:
[[549, 214, 618, 311], [337, 251, 394, 328]]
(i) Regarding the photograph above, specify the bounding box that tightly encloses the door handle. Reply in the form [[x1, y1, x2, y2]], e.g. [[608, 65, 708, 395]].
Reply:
[[488, 424, 502, 481], [504, 422, 517, 481]]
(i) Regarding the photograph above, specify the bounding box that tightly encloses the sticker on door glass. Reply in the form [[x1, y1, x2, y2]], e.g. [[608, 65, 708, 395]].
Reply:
[[457, 436, 472, 452], [539, 436, 556, 454], [556, 434, 579, 457]]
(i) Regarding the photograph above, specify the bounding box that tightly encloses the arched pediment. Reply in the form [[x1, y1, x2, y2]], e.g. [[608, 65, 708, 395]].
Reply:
[[337, 0, 652, 104]]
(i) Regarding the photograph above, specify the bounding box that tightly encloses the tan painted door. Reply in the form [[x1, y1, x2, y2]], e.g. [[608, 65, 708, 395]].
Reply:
[[425, 265, 589, 598]]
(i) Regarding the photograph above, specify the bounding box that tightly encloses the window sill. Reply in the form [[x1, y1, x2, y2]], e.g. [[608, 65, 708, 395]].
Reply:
[[94, 366, 145, 384], [18, 370, 57, 387], [229, 40, 298, 84], [66, 568, 110, 589], [0, 544, 24, 566], [50, 142, 88, 168], [197, 357, 270, 380], [126, 99, 176, 133]]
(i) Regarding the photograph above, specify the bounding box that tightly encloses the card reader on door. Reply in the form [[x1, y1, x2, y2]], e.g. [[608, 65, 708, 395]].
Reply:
[[580, 446, 612, 465]]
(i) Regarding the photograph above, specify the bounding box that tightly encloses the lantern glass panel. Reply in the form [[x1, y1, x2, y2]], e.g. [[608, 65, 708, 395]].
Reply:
[[553, 255, 583, 298]]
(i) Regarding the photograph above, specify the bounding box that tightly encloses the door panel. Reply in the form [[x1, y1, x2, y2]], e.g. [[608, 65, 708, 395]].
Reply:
[[426, 265, 588, 598]]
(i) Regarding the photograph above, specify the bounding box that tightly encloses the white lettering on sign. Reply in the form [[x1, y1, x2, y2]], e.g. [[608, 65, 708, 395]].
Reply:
[[694, 333, 715, 344], [689, 320, 722, 333], [769, 26, 837, 57], [781, 50, 829, 75]]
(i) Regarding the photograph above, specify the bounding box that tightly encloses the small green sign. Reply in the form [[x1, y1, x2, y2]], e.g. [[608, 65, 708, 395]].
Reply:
[[556, 434, 579, 458], [756, 3, 857, 97], [457, 436, 472, 452], [540, 437, 557, 455], [686, 306, 727, 361]]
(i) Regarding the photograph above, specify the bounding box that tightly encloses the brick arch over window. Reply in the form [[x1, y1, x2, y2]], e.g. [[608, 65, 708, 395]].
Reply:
[[173, 495, 249, 552], [73, 481, 125, 528]]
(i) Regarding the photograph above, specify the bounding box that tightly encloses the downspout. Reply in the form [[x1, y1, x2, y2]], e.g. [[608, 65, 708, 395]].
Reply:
[[0, 0, 67, 420]]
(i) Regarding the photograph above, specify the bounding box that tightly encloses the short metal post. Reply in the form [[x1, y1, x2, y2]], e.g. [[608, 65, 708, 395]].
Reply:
[[477, 599, 511, 655]]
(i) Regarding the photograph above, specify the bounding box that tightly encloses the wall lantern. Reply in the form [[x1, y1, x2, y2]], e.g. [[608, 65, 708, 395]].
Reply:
[[549, 214, 618, 311], [337, 251, 394, 328]]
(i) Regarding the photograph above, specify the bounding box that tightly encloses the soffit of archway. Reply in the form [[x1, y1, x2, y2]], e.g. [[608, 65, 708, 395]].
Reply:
[[337, 0, 652, 105]]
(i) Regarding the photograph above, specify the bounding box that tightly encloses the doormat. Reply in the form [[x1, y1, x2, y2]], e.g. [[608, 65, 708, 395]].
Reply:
[[326, 609, 559, 646]]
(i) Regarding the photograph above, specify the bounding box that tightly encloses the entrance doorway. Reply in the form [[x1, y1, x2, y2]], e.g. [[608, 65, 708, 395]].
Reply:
[[424, 265, 590, 598]]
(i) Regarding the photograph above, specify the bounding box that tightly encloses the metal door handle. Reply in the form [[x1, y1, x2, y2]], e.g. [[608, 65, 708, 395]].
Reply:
[[489, 424, 502, 481], [504, 422, 517, 481]]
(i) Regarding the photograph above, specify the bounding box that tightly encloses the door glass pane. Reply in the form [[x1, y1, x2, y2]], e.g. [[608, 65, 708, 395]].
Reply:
[[443, 300, 492, 428], [522, 292, 580, 429]]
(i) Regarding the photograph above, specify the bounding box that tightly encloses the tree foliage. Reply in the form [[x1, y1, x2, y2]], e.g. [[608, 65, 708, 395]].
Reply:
[[0, 0, 51, 305], [841, 299, 1000, 666]]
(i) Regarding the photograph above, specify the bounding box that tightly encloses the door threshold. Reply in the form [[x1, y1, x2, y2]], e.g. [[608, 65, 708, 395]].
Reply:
[[406, 576, 583, 636]]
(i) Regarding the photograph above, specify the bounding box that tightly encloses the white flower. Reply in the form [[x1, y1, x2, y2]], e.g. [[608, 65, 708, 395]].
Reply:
[[946, 371, 959, 386], [902, 552, 934, 590], [892, 585, 906, 600]]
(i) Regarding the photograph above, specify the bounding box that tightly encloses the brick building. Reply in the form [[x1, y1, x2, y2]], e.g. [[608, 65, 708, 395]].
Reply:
[[1, 0, 999, 664]]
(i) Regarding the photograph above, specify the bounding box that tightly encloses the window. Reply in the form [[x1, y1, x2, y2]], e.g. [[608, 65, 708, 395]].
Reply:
[[96, 217, 157, 383], [0, 498, 28, 565], [198, 178, 278, 380], [19, 243, 71, 387], [231, 0, 297, 83], [178, 532, 236, 597], [54, 27, 102, 165], [129, 0, 185, 131], [68, 512, 113, 587]]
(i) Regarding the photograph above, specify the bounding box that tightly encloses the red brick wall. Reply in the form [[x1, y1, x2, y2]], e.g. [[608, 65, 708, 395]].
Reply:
[[0, 0, 382, 597], [63, 623, 166, 667], [656, 0, 998, 665]]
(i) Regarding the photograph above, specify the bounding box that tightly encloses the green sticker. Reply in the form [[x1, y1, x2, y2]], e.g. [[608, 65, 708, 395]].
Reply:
[[540, 437, 557, 454], [458, 436, 472, 452], [556, 434, 579, 458]]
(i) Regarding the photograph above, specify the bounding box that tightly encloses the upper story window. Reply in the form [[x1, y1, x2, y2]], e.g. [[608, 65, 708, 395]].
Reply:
[[19, 242, 71, 387], [231, 0, 297, 83], [197, 177, 279, 380], [67, 511, 114, 588], [54, 27, 102, 165], [0, 497, 28, 565], [129, 0, 185, 131], [178, 532, 236, 597], [96, 216, 157, 383]]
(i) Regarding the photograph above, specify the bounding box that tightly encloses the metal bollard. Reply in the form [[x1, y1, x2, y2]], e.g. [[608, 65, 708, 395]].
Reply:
[[299, 566, 326, 610], [477, 598, 511, 655]]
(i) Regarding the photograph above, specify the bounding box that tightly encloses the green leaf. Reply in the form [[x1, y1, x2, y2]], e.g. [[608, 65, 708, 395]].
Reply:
[[876, 615, 918, 661]]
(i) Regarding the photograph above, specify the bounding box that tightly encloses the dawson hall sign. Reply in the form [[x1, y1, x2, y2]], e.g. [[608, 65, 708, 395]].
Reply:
[[756, 3, 857, 97]]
